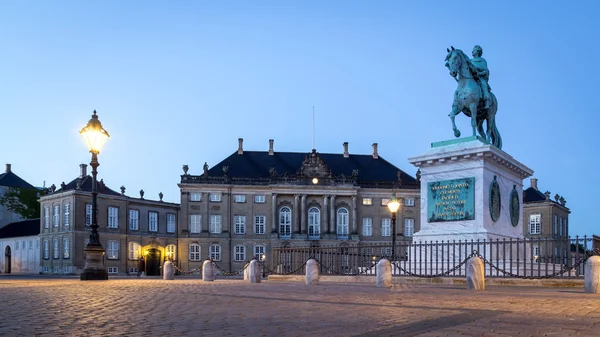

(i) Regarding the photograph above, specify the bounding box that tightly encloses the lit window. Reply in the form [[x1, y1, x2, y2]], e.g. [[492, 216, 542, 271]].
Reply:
[[210, 244, 221, 261], [63, 238, 70, 259], [210, 193, 221, 202], [107, 240, 119, 259], [189, 243, 201, 261], [254, 195, 265, 203], [381, 199, 390, 206], [234, 216, 246, 234], [279, 207, 292, 237], [53, 205, 59, 227], [149, 212, 158, 232], [108, 207, 119, 228], [234, 195, 246, 203], [190, 193, 201, 201], [405, 198, 415, 207], [53, 238, 59, 259], [85, 204, 92, 226], [190, 214, 201, 233], [167, 214, 176, 233], [529, 214, 541, 234], [44, 206, 50, 228], [210, 215, 222, 234], [362, 198, 372, 206], [254, 215, 266, 234], [337, 208, 349, 236], [129, 210, 139, 230], [362, 218, 373, 236], [404, 218, 415, 236], [166, 244, 177, 260], [128, 242, 141, 260], [234, 245, 246, 261], [381, 218, 391, 236], [63, 203, 70, 226], [254, 245, 265, 260], [108, 267, 118, 274]]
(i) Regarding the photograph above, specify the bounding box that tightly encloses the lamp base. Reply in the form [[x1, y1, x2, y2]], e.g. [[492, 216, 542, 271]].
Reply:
[[80, 244, 108, 281]]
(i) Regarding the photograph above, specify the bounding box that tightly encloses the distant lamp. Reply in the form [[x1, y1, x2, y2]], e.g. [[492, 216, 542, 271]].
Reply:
[[387, 193, 401, 213], [387, 192, 401, 261], [80, 110, 110, 154], [261, 254, 266, 261], [312, 177, 319, 185]]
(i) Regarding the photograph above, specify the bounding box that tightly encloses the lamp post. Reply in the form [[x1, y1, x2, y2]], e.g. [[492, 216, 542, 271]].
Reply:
[[387, 193, 401, 261], [261, 254, 266, 278], [79, 110, 110, 281]]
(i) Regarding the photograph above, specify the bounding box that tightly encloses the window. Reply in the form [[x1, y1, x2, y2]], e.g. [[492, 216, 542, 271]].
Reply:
[[279, 207, 292, 237], [234, 195, 246, 203], [129, 210, 139, 230], [28, 240, 32, 249], [44, 206, 50, 228], [210, 245, 221, 261], [362, 198, 372, 206], [107, 240, 119, 259], [85, 204, 92, 226], [562, 218, 568, 237], [529, 214, 541, 234], [166, 244, 176, 260], [381, 198, 390, 206], [533, 246, 540, 258], [362, 218, 373, 236], [405, 198, 415, 207], [254, 245, 265, 260], [190, 192, 201, 201], [254, 195, 265, 203], [404, 218, 415, 237], [43, 240, 49, 259], [149, 212, 158, 232], [362, 247, 374, 263], [108, 207, 119, 228], [210, 193, 221, 202], [308, 207, 320, 238], [128, 242, 141, 260], [190, 214, 201, 233], [129, 267, 139, 274], [63, 266, 72, 274], [15, 241, 19, 250], [234, 245, 246, 261], [554, 215, 558, 235], [254, 215, 266, 234], [63, 238, 70, 259], [189, 243, 201, 261], [53, 238, 59, 259], [210, 215, 222, 234], [559, 217, 564, 236], [234, 216, 246, 234], [381, 218, 391, 236], [63, 203, 70, 227], [108, 267, 118, 274], [43, 266, 49, 273], [36, 240, 39, 249], [53, 205, 60, 227], [167, 214, 176, 233], [337, 208, 349, 236]]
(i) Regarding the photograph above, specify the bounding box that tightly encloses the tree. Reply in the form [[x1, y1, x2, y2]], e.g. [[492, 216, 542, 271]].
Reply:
[[0, 187, 41, 219]]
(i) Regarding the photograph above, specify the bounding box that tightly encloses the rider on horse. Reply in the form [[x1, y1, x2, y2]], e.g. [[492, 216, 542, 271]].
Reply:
[[470, 45, 492, 109]]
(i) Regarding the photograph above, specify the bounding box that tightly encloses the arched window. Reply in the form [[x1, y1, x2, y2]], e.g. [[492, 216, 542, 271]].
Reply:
[[53, 238, 59, 259], [337, 208, 349, 237], [63, 238, 70, 259], [234, 245, 246, 262], [128, 241, 141, 260], [43, 240, 49, 259], [210, 244, 221, 261], [308, 207, 320, 238], [279, 207, 292, 237], [166, 244, 177, 260], [189, 243, 200, 261]]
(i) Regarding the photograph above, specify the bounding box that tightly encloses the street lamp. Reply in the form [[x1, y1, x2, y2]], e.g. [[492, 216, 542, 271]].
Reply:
[[387, 192, 401, 261], [79, 110, 110, 280], [261, 254, 266, 278]]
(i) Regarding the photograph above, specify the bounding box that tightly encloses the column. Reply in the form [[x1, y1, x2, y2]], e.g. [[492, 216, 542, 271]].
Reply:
[[330, 195, 336, 234], [294, 195, 300, 233], [352, 195, 358, 234], [323, 195, 329, 234], [301, 194, 307, 234], [203, 192, 209, 233], [271, 193, 278, 233]]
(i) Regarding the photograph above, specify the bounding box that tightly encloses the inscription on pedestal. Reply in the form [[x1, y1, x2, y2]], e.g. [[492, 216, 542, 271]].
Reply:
[[428, 177, 475, 222]]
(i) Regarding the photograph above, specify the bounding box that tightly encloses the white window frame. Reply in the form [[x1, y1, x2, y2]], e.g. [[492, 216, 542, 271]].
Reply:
[[53, 205, 60, 227], [107, 240, 119, 259], [234, 215, 246, 234], [381, 198, 390, 206], [108, 267, 118, 274], [128, 242, 141, 260], [234, 245, 246, 261], [190, 192, 201, 202], [167, 213, 176, 233], [210, 193, 221, 202], [254, 245, 265, 260], [362, 198, 372, 206], [210, 244, 221, 261], [129, 210, 139, 230], [63, 237, 70, 259], [43, 240, 49, 259], [85, 204, 92, 226], [254, 195, 265, 203], [108, 207, 119, 228], [381, 218, 391, 237], [529, 214, 541, 234], [210, 215, 222, 234], [254, 215, 266, 234], [149, 211, 158, 232], [44, 205, 50, 228], [405, 198, 415, 207], [308, 207, 320, 236], [166, 244, 177, 260], [53, 238, 59, 259], [404, 218, 415, 237], [279, 207, 292, 237], [190, 214, 201, 233], [362, 217, 373, 236], [63, 203, 70, 227], [337, 208, 349, 235], [234, 194, 246, 203], [189, 243, 201, 261]]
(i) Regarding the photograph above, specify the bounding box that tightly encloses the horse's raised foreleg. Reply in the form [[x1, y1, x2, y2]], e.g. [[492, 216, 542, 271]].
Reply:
[[469, 102, 478, 137], [448, 106, 461, 138]]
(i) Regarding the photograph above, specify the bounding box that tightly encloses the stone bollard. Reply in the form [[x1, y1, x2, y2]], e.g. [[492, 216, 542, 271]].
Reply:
[[202, 259, 215, 282], [466, 256, 485, 290], [376, 259, 392, 288], [244, 261, 251, 281], [585, 256, 600, 294], [305, 259, 319, 285], [163, 261, 175, 280], [248, 260, 261, 283]]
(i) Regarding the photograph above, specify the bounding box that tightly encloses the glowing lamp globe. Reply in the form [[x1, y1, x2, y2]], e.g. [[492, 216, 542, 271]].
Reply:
[[80, 110, 110, 154], [387, 193, 401, 213]]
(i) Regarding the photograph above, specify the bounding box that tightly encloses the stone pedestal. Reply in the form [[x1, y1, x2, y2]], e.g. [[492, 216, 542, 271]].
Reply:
[[249, 260, 261, 284], [305, 259, 319, 285], [80, 245, 108, 280], [376, 259, 392, 288], [409, 136, 533, 242], [202, 260, 215, 282], [466, 257, 485, 290], [163, 261, 175, 280]]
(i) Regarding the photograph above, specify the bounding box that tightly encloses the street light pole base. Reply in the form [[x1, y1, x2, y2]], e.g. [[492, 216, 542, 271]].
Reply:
[[80, 244, 108, 281]]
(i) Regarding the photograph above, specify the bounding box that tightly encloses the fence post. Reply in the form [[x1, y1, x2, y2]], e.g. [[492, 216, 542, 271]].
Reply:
[[163, 260, 175, 280], [202, 259, 215, 282], [306, 259, 319, 285], [249, 260, 261, 284], [466, 256, 485, 290], [376, 259, 392, 288], [585, 256, 600, 294]]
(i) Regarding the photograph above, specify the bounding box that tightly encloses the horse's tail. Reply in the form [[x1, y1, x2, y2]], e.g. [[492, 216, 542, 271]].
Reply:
[[491, 120, 502, 149]]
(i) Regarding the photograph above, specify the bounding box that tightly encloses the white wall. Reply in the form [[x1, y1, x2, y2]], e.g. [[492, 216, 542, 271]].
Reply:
[[0, 236, 40, 274]]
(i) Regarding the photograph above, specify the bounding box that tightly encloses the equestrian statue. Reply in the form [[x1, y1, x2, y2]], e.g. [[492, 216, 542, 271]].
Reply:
[[445, 45, 502, 149]]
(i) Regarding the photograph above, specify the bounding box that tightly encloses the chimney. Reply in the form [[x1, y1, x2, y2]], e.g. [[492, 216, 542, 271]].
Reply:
[[268, 139, 274, 155], [238, 138, 244, 155], [343, 142, 349, 158], [372, 143, 379, 159], [5, 163, 11, 173], [530, 178, 538, 190], [79, 164, 88, 178]]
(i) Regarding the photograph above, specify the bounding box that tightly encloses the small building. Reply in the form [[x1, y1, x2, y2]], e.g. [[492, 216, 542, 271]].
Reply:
[[0, 219, 41, 274], [0, 164, 37, 228]]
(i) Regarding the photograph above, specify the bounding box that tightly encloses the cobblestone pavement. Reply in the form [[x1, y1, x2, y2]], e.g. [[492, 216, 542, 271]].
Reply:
[[0, 276, 599, 336]]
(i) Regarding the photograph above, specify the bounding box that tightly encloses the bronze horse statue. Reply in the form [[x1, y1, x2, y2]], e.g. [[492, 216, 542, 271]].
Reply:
[[445, 47, 502, 149]]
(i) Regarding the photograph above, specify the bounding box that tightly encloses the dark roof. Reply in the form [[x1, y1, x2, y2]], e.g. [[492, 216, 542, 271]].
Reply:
[[55, 175, 121, 196], [201, 150, 417, 187], [523, 187, 546, 203], [0, 171, 35, 189], [0, 219, 40, 238]]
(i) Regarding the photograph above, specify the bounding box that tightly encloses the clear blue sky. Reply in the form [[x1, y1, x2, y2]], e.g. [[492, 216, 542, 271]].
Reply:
[[1, 1, 598, 236]]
